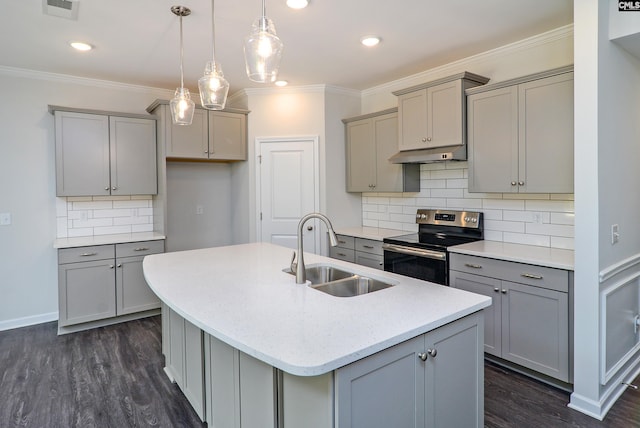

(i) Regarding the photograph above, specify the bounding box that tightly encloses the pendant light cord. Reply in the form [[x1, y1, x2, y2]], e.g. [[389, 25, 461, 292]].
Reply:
[[260, 0, 267, 31], [179, 12, 185, 88], [211, 0, 217, 62]]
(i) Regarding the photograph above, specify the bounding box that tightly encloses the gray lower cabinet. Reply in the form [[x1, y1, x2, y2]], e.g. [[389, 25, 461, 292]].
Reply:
[[466, 66, 574, 193], [335, 311, 484, 428], [343, 109, 419, 193], [146, 100, 249, 161], [163, 304, 205, 421], [58, 240, 164, 329], [449, 253, 571, 383], [52, 108, 157, 197], [330, 234, 384, 270]]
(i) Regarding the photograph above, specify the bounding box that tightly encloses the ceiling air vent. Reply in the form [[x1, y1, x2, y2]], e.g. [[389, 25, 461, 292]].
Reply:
[[42, 0, 79, 20]]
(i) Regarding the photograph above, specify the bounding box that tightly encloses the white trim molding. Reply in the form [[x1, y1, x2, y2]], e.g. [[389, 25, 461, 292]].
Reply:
[[0, 311, 58, 332], [599, 252, 640, 282]]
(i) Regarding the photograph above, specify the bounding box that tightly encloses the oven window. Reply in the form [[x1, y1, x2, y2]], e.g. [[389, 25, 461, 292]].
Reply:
[[383, 250, 448, 285]]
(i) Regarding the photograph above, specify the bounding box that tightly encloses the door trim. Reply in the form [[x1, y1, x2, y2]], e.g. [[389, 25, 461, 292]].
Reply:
[[255, 136, 321, 253]]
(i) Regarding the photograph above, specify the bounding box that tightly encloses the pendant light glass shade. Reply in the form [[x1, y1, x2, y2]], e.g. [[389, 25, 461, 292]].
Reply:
[[243, 0, 284, 83], [170, 6, 195, 126], [198, 0, 229, 110]]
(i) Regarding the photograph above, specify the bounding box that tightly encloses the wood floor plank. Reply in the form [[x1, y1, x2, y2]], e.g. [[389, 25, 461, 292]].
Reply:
[[1, 316, 639, 427]]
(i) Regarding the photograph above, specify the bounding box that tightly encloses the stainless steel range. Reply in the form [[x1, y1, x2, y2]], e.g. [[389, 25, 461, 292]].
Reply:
[[382, 209, 484, 286]]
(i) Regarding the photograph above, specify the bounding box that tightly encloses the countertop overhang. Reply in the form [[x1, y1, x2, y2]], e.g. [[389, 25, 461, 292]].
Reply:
[[143, 242, 491, 376]]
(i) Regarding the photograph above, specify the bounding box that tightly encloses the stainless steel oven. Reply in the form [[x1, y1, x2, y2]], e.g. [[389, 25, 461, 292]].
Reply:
[[383, 209, 483, 286]]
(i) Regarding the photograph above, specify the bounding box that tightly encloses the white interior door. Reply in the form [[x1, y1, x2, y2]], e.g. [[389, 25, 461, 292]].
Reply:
[[258, 137, 319, 253]]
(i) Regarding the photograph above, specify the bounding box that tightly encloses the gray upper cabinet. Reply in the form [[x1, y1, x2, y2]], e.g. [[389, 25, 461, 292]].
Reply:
[[52, 107, 157, 197], [393, 72, 489, 152], [467, 66, 574, 193], [146, 100, 249, 162], [343, 109, 419, 193]]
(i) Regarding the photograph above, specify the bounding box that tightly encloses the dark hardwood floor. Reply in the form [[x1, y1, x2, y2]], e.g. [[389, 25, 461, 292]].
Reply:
[[1, 316, 638, 427]]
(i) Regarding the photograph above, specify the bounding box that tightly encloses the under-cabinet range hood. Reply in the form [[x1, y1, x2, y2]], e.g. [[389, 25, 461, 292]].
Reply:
[[388, 144, 466, 164]]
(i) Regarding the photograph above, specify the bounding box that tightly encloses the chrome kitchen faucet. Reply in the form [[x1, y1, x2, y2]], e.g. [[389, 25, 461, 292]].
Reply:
[[291, 213, 339, 284]]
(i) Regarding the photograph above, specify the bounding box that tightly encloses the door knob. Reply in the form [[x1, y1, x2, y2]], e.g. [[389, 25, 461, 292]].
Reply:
[[307, 226, 313, 231]]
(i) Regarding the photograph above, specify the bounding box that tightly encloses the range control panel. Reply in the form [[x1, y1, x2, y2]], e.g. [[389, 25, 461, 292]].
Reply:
[[415, 209, 482, 228]]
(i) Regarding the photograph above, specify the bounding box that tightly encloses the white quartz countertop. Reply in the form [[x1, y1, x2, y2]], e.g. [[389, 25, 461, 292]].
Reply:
[[333, 226, 407, 241], [54, 232, 166, 249], [143, 242, 490, 376], [448, 241, 574, 271]]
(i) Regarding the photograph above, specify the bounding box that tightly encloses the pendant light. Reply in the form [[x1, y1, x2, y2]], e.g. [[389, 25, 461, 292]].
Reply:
[[243, 0, 284, 83], [169, 5, 195, 125], [198, 0, 229, 110]]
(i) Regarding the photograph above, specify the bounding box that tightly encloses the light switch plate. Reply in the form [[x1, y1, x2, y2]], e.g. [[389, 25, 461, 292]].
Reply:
[[611, 224, 619, 244], [0, 212, 11, 226]]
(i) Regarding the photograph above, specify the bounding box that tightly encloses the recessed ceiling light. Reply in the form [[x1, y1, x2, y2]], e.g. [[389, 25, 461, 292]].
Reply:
[[286, 0, 308, 9], [70, 41, 93, 51], [360, 36, 381, 47], [275, 80, 288, 87]]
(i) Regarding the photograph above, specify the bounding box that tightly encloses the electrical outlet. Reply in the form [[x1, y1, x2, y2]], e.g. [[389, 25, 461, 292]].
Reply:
[[196, 205, 204, 215], [0, 212, 11, 226], [532, 212, 543, 224], [611, 224, 620, 245]]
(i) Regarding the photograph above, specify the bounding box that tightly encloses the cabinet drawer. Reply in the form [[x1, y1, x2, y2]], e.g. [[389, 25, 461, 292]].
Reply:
[[329, 247, 356, 263], [450, 254, 568, 293], [356, 252, 384, 270], [355, 238, 383, 256], [334, 234, 355, 250], [116, 240, 165, 258], [58, 245, 114, 264]]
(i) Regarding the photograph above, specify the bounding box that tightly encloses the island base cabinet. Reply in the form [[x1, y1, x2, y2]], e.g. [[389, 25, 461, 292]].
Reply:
[[162, 305, 205, 421], [335, 312, 484, 428]]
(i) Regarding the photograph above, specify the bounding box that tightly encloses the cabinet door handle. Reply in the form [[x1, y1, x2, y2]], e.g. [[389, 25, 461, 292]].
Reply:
[[104, 186, 110, 191], [80, 252, 98, 257], [464, 263, 482, 269], [134, 247, 150, 252], [117, 263, 122, 268], [363, 245, 374, 249], [426, 137, 432, 142], [338, 240, 347, 245], [418, 352, 428, 361], [511, 181, 517, 186], [518, 181, 525, 186], [493, 287, 499, 293], [337, 253, 347, 257], [521, 273, 543, 280], [421, 137, 427, 142], [109, 265, 114, 269], [427, 348, 437, 358], [634, 315, 640, 334], [501, 289, 507, 294], [112, 186, 117, 191]]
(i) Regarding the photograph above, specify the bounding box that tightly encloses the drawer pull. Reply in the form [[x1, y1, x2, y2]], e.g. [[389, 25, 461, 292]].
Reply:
[[464, 263, 482, 269], [80, 252, 98, 257], [338, 240, 347, 245], [338, 253, 347, 257], [362, 245, 375, 249], [133, 247, 150, 252], [521, 273, 543, 280]]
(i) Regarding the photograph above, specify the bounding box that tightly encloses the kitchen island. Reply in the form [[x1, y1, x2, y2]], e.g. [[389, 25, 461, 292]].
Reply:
[[143, 242, 491, 428]]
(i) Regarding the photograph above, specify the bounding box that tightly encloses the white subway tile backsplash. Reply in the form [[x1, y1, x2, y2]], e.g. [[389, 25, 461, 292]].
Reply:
[[360, 164, 574, 249], [56, 195, 154, 239]]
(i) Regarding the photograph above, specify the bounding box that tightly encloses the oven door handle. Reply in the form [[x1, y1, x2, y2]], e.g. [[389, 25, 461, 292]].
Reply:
[[382, 244, 447, 261]]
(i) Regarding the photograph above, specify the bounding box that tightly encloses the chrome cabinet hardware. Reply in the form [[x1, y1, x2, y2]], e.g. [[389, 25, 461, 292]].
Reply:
[[518, 181, 525, 186], [418, 349, 437, 361], [622, 382, 638, 390], [521, 273, 543, 280], [363, 245, 374, 249], [104, 186, 110, 191], [134, 247, 150, 252], [307, 226, 313, 231], [494, 287, 499, 293], [501, 289, 507, 294], [117, 263, 122, 268], [80, 252, 98, 257], [109, 264, 114, 269], [511, 181, 517, 186], [338, 240, 347, 244], [337, 253, 347, 257], [634, 315, 640, 334], [421, 137, 427, 142], [112, 186, 117, 190], [427, 137, 432, 142], [464, 263, 482, 269]]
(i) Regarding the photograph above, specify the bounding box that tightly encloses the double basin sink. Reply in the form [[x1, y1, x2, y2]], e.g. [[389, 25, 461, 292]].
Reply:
[[285, 264, 396, 297]]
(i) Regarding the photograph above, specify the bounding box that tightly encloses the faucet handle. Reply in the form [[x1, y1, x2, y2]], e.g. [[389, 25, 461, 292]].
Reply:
[[290, 251, 297, 272]]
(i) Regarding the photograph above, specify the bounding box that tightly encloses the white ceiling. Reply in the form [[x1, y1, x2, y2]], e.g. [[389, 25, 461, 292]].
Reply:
[[3, 1, 573, 94]]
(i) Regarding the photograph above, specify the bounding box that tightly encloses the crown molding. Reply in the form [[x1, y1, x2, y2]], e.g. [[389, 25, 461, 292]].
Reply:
[[0, 65, 174, 96], [362, 24, 574, 98]]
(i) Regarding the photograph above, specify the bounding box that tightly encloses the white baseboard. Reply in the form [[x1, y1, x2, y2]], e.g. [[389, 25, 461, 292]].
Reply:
[[0, 311, 58, 332]]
